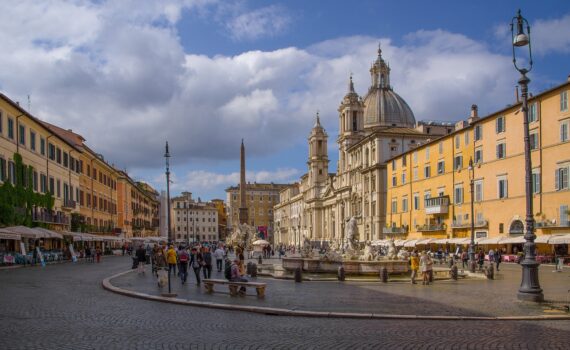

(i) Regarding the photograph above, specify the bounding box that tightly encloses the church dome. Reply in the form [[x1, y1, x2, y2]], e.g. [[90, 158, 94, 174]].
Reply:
[[362, 46, 416, 128]]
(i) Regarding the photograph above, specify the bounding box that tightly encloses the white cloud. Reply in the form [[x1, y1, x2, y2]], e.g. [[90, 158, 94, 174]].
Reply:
[[226, 5, 292, 41], [0, 1, 541, 181], [532, 14, 570, 54]]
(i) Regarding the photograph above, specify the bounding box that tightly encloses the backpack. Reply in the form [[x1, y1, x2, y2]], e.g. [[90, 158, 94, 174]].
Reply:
[[179, 251, 189, 262], [224, 262, 232, 280]]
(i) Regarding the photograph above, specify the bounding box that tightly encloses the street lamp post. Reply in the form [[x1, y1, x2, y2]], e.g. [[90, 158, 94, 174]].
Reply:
[[163, 141, 175, 297], [468, 158, 476, 273], [511, 9, 543, 302], [186, 194, 190, 247]]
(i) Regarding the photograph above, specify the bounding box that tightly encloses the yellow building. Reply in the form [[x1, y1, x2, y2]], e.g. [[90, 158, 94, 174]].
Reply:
[[0, 93, 81, 231], [386, 78, 570, 253], [117, 172, 159, 238], [226, 183, 289, 240], [211, 199, 228, 240]]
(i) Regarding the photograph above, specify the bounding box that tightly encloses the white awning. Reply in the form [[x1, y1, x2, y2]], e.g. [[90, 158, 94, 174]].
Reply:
[[371, 240, 390, 246], [476, 236, 506, 245], [4, 226, 47, 239], [549, 234, 570, 245], [32, 227, 63, 239], [403, 239, 418, 247], [448, 238, 471, 244], [416, 238, 435, 245], [501, 236, 526, 244], [0, 229, 21, 240], [394, 239, 407, 246], [433, 238, 449, 244]]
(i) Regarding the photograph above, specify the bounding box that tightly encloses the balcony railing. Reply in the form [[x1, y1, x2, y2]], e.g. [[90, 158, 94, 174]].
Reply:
[[32, 210, 69, 226], [62, 199, 76, 210], [383, 226, 409, 234], [425, 196, 449, 215], [417, 224, 446, 232], [536, 221, 570, 228], [451, 220, 488, 229]]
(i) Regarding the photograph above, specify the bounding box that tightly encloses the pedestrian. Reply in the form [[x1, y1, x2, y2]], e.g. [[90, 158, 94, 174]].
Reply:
[[238, 251, 246, 276], [189, 247, 204, 285], [495, 248, 502, 271], [96, 247, 102, 263], [214, 246, 224, 272], [230, 258, 248, 294], [460, 250, 468, 269], [410, 250, 419, 284], [136, 244, 146, 274], [166, 244, 177, 276], [121, 244, 126, 256], [85, 246, 92, 263], [488, 248, 495, 267], [420, 251, 432, 285], [202, 247, 213, 279], [477, 249, 485, 271], [178, 246, 189, 284]]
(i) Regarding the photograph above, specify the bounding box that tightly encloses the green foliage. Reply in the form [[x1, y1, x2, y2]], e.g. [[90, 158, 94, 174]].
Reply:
[[0, 152, 54, 227]]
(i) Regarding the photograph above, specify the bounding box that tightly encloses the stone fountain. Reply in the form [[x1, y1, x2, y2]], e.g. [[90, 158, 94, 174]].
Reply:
[[282, 217, 409, 275]]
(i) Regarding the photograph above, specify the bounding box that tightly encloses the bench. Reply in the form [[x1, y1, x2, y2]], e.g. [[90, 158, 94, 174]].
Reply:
[[203, 279, 267, 298]]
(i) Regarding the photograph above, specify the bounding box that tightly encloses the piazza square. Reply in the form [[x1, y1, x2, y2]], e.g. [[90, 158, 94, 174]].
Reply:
[[1, 2, 570, 349]]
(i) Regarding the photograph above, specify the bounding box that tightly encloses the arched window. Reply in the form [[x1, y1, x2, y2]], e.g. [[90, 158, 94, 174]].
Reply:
[[352, 111, 358, 131]]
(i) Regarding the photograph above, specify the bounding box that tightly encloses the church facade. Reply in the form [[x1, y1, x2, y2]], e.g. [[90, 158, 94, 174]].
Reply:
[[274, 48, 452, 247]]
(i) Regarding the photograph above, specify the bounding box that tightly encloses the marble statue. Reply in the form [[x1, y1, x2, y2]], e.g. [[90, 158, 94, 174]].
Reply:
[[386, 239, 398, 260], [360, 241, 375, 261], [344, 216, 358, 251]]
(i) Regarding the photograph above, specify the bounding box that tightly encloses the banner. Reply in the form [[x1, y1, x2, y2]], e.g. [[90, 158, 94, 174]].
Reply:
[[69, 244, 77, 263], [20, 242, 26, 256], [36, 247, 45, 267]]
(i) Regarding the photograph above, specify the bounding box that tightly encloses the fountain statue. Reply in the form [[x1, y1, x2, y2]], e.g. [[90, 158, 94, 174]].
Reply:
[[386, 239, 398, 260], [360, 241, 375, 261]]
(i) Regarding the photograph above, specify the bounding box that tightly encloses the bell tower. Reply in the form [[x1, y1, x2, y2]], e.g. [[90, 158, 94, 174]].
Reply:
[[307, 112, 329, 188]]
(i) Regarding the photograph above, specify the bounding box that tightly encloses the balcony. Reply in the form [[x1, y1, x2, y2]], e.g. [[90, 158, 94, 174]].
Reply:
[[383, 226, 409, 235], [424, 196, 449, 215], [417, 224, 446, 232], [451, 220, 488, 229], [32, 210, 69, 226], [62, 199, 76, 210]]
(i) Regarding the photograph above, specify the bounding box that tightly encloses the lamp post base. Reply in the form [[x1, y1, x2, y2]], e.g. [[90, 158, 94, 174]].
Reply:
[[517, 260, 544, 302]]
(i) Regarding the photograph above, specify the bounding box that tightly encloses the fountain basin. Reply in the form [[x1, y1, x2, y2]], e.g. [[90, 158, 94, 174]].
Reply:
[[282, 257, 409, 275]]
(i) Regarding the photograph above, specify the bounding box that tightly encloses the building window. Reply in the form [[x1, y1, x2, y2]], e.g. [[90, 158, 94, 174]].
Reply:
[[454, 155, 463, 170], [424, 165, 431, 179], [19, 125, 25, 145], [561, 90, 568, 112], [402, 197, 408, 212], [413, 167, 418, 181], [392, 160, 396, 170], [561, 121, 569, 142], [33, 171, 38, 192], [532, 171, 540, 194], [425, 147, 430, 160], [402, 156, 406, 166], [496, 116, 505, 133], [555, 167, 569, 191], [30, 131, 36, 151], [474, 148, 483, 164], [498, 178, 508, 199], [464, 131, 469, 145], [63, 152, 69, 167], [454, 185, 463, 205], [528, 102, 537, 123], [392, 176, 396, 187], [40, 174, 47, 193], [437, 160, 444, 175], [8, 118, 14, 139], [40, 138, 45, 156], [438, 142, 443, 154], [0, 157, 6, 182], [391, 199, 397, 213], [455, 135, 460, 149], [56, 148, 62, 164], [413, 193, 420, 210], [0, 111, 2, 134], [474, 125, 483, 141], [8, 161, 15, 184], [474, 180, 483, 202], [49, 177, 54, 195], [560, 205, 569, 226], [413, 152, 418, 164], [496, 143, 506, 159], [529, 132, 539, 150], [401, 172, 406, 185]]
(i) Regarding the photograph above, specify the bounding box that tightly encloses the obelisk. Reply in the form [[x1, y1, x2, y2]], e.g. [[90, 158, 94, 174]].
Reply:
[[238, 139, 248, 225]]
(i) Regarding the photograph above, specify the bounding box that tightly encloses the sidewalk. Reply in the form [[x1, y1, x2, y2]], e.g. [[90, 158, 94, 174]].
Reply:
[[107, 260, 570, 318]]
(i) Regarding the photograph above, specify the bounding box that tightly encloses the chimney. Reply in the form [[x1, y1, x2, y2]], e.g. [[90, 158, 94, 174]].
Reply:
[[468, 104, 479, 125], [515, 85, 520, 103]]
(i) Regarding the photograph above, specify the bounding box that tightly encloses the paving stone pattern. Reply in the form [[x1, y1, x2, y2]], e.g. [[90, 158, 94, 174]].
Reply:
[[1, 256, 569, 349]]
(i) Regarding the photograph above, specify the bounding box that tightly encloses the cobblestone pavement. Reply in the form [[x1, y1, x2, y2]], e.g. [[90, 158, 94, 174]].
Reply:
[[1, 256, 570, 350], [113, 256, 570, 317]]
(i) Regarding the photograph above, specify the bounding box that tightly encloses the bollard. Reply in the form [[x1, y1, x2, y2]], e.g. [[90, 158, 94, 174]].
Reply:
[[450, 265, 458, 281], [485, 264, 494, 280], [258, 255, 263, 265], [294, 267, 302, 283], [380, 267, 388, 283], [250, 262, 258, 278], [338, 266, 346, 281]]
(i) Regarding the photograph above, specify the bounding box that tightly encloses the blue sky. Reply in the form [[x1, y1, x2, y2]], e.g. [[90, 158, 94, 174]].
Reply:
[[0, 0, 569, 201]]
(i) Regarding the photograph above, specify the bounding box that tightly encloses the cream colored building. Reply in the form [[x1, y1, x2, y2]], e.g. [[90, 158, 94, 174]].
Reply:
[[172, 192, 219, 242], [386, 77, 570, 253], [274, 48, 448, 247], [0, 93, 81, 231], [226, 183, 288, 240]]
